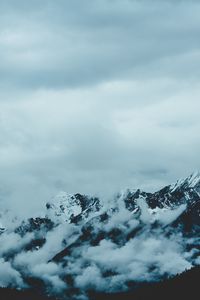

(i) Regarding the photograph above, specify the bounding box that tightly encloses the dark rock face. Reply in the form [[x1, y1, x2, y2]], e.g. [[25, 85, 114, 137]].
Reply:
[[122, 172, 200, 231], [15, 218, 55, 236]]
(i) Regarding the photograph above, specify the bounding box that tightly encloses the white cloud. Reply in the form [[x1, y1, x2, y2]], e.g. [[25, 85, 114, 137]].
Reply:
[[0, 259, 25, 288]]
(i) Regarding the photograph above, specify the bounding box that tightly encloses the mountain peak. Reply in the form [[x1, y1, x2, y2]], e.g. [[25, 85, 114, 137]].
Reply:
[[46, 191, 82, 223], [185, 171, 200, 188], [170, 171, 200, 192], [45, 191, 101, 223]]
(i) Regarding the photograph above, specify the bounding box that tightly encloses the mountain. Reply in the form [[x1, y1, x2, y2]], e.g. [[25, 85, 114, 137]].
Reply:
[[0, 172, 199, 299], [45, 192, 101, 224]]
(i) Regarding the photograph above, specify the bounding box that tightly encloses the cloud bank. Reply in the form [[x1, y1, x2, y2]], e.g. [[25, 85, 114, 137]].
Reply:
[[0, 0, 200, 213], [0, 195, 199, 298]]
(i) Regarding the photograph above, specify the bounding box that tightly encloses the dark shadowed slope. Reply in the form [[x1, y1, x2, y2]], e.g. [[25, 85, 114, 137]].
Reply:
[[0, 288, 55, 300], [89, 266, 200, 300]]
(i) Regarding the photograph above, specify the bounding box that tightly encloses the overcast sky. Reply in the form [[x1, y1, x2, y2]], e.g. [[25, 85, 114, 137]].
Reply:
[[0, 0, 200, 214]]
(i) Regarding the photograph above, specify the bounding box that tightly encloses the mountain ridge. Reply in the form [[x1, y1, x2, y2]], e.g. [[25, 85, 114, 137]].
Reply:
[[0, 172, 199, 299]]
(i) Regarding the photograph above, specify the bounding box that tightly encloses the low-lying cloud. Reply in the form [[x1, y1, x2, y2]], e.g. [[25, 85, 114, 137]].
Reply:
[[0, 195, 199, 297]]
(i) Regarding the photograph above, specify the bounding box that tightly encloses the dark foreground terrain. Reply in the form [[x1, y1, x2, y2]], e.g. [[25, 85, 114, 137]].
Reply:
[[0, 266, 199, 300], [0, 288, 54, 300], [90, 266, 200, 300]]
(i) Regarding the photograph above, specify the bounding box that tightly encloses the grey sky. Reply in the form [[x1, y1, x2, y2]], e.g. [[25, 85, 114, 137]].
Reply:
[[0, 0, 200, 214]]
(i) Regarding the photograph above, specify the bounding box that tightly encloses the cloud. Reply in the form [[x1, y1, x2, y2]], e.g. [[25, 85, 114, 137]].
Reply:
[[0, 259, 25, 288], [75, 265, 106, 291], [0, 195, 198, 295], [0, 82, 199, 214], [32, 263, 66, 292], [82, 232, 192, 287], [0, 0, 200, 89], [150, 204, 187, 226], [0, 231, 34, 257], [0, 0, 199, 214]]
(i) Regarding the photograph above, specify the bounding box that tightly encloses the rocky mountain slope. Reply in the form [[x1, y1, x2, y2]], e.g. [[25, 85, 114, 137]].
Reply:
[[0, 172, 199, 299]]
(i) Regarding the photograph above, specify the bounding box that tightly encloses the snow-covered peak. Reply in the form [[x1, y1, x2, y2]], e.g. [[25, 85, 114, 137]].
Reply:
[[45, 191, 101, 224], [186, 171, 200, 188], [170, 171, 200, 192], [46, 191, 82, 223]]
